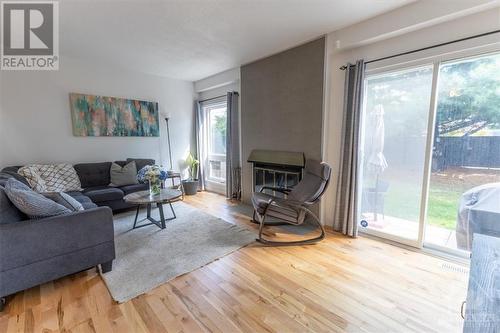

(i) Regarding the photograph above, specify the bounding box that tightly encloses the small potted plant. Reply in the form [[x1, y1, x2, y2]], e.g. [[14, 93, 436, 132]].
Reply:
[[137, 165, 167, 196], [182, 153, 199, 195]]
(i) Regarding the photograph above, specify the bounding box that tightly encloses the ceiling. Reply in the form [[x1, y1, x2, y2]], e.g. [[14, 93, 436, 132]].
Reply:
[[61, 0, 415, 81]]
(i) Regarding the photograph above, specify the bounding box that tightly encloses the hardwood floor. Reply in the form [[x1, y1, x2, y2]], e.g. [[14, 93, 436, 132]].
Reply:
[[0, 191, 468, 333]]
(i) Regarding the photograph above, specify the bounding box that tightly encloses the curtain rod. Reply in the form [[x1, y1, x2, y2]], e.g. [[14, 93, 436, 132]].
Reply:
[[339, 29, 500, 70], [198, 91, 239, 104], [199, 95, 226, 103]]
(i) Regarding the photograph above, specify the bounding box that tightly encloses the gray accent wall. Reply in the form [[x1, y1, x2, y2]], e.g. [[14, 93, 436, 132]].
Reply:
[[240, 37, 325, 203]]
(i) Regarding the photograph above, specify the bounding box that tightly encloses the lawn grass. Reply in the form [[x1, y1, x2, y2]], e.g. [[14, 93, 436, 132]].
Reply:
[[381, 180, 461, 230], [426, 187, 462, 229]]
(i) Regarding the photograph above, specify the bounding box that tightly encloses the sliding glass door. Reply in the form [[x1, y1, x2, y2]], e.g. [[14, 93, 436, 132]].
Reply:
[[358, 50, 500, 254], [425, 53, 500, 254], [358, 66, 434, 246]]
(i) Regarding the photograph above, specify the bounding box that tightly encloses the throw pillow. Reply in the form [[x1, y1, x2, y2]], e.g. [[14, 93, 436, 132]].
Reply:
[[18, 164, 82, 193], [43, 192, 84, 212], [4, 178, 71, 219], [109, 161, 138, 186], [126, 158, 154, 172], [0, 185, 26, 224], [16, 166, 47, 192]]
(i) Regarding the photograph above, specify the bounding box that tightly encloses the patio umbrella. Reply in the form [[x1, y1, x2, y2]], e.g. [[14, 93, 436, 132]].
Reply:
[[367, 104, 388, 221]]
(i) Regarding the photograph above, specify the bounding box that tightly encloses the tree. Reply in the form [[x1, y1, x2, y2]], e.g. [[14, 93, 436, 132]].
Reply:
[[436, 54, 500, 135]]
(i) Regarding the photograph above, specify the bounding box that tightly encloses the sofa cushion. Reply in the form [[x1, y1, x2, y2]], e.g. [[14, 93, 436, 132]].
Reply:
[[119, 183, 148, 196], [43, 192, 84, 212], [66, 192, 98, 210], [4, 179, 71, 219], [18, 164, 82, 192], [83, 186, 124, 203], [74, 162, 112, 188], [110, 161, 138, 187], [0, 185, 26, 224], [126, 158, 155, 173]]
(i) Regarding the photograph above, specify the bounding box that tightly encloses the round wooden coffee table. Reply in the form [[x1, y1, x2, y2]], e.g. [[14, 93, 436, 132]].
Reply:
[[124, 188, 183, 229]]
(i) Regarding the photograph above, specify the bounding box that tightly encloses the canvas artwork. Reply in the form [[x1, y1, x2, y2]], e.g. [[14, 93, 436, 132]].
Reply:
[[69, 93, 160, 137]]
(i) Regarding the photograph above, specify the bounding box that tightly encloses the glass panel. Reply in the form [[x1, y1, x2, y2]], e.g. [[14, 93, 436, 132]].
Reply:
[[286, 173, 300, 189], [274, 172, 286, 198], [425, 53, 500, 253], [255, 169, 264, 193], [263, 170, 275, 195], [205, 102, 227, 184], [359, 66, 434, 241], [208, 106, 227, 155]]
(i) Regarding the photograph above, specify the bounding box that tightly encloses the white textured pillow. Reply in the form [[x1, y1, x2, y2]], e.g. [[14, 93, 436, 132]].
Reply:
[[18, 164, 82, 193]]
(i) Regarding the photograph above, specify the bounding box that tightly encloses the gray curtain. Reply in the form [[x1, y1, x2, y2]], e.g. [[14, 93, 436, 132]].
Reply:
[[226, 92, 241, 199], [195, 101, 207, 191], [333, 59, 365, 237]]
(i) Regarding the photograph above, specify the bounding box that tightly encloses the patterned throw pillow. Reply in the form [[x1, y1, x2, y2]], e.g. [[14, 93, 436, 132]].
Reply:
[[43, 192, 84, 212], [4, 178, 71, 219], [18, 164, 82, 193], [16, 167, 47, 192]]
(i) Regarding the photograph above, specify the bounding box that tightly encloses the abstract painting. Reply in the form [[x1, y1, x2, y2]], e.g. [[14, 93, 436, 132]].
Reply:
[[69, 93, 159, 137]]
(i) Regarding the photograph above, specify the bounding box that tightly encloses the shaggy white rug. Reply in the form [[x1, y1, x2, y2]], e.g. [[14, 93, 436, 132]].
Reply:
[[101, 201, 255, 303]]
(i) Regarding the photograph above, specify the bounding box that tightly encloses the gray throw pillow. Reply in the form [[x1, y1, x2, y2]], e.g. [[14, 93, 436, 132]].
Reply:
[[0, 185, 26, 224], [110, 161, 138, 187], [4, 178, 71, 219], [43, 192, 84, 212], [126, 158, 154, 172]]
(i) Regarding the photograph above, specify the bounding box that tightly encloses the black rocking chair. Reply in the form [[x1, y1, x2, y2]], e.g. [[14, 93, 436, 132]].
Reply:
[[251, 160, 332, 245]]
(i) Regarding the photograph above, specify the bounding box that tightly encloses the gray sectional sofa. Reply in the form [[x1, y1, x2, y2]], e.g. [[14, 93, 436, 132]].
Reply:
[[0, 158, 154, 310]]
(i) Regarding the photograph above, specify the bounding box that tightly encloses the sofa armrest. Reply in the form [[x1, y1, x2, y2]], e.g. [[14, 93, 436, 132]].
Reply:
[[0, 207, 114, 272]]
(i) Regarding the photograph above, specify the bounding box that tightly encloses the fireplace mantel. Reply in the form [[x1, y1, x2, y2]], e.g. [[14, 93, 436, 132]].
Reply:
[[247, 150, 305, 168]]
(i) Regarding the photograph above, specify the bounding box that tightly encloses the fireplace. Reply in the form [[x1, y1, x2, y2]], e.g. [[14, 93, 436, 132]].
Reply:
[[248, 150, 305, 198]]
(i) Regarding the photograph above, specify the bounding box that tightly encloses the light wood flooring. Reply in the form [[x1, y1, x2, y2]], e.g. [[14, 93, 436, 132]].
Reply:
[[0, 191, 468, 332]]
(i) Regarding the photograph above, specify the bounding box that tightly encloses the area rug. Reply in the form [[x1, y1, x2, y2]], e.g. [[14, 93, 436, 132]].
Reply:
[[101, 201, 256, 303]]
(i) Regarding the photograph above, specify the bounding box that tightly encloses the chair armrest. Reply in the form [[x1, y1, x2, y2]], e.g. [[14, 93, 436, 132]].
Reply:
[[0, 207, 114, 272], [266, 196, 305, 211], [260, 186, 291, 194]]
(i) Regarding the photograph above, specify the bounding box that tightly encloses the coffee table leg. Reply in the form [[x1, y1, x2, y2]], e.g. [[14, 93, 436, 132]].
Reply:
[[133, 205, 140, 229], [169, 202, 176, 219], [131, 201, 177, 230], [158, 203, 166, 228]]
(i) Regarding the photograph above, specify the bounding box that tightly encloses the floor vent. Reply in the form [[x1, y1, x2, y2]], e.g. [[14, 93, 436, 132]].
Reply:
[[442, 263, 469, 274]]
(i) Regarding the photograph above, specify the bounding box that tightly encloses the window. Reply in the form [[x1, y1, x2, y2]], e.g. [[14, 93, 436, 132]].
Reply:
[[207, 103, 227, 183], [201, 100, 227, 194]]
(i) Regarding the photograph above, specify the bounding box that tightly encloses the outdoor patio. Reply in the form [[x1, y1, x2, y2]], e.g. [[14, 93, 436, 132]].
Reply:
[[360, 214, 460, 250]]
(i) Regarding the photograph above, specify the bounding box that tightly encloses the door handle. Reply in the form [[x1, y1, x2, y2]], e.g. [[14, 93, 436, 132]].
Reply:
[[461, 301, 466, 319]]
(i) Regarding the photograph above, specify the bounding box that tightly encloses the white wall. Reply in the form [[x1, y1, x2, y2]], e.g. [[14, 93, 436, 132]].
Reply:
[[321, 7, 500, 227], [0, 56, 196, 172], [195, 68, 240, 101]]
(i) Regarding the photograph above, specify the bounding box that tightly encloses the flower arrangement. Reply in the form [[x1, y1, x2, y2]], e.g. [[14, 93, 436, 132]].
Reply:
[[137, 165, 168, 196]]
